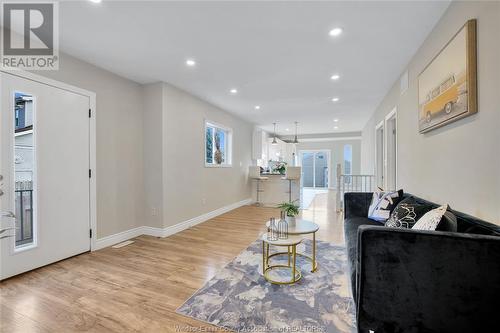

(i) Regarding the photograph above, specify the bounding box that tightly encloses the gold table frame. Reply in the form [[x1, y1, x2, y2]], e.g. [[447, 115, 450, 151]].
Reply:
[[261, 236, 303, 285], [265, 219, 319, 273]]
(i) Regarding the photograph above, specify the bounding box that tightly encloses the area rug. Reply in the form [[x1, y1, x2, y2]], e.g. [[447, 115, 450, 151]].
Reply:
[[176, 238, 356, 332]]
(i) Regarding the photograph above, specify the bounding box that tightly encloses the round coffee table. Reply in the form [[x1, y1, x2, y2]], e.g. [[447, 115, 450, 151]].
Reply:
[[262, 234, 303, 285], [266, 219, 319, 272]]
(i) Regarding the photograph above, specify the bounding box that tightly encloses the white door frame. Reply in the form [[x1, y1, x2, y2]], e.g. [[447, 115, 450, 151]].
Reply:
[[374, 120, 384, 189], [384, 107, 398, 190], [297, 149, 331, 188], [0, 69, 97, 251]]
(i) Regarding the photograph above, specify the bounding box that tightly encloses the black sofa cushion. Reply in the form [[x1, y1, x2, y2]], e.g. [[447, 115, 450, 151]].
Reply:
[[436, 211, 457, 232], [403, 195, 499, 236], [343, 216, 380, 299], [384, 196, 433, 229]]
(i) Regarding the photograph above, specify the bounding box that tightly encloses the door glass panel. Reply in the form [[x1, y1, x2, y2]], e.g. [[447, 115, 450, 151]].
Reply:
[[14, 92, 35, 248], [314, 152, 328, 188], [301, 153, 314, 187], [301, 151, 329, 188]]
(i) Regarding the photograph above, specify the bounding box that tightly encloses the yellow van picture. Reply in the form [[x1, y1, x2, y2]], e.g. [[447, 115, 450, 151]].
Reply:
[[421, 72, 467, 123], [417, 20, 476, 133]]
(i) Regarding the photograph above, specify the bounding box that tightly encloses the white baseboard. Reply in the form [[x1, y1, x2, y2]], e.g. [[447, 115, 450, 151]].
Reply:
[[93, 198, 252, 251], [94, 226, 144, 250]]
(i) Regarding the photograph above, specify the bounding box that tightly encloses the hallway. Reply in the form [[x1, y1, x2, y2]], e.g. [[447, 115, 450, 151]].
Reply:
[[0, 191, 344, 332]]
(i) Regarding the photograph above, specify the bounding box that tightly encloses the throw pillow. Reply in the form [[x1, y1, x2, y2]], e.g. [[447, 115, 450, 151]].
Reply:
[[437, 211, 458, 232], [368, 189, 404, 222], [385, 197, 433, 229], [413, 205, 449, 230]]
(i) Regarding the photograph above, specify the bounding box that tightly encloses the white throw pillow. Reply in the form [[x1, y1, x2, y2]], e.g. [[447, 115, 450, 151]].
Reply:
[[412, 205, 448, 230], [368, 189, 403, 222]]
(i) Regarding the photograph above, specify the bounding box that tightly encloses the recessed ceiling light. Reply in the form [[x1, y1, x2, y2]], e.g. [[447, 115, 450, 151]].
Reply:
[[332, 97, 340, 102], [254, 105, 261, 110], [329, 27, 343, 37], [334, 118, 339, 122], [89, 0, 102, 3], [230, 88, 238, 94], [334, 126, 339, 130], [286, 128, 290, 131], [185, 59, 196, 67], [330, 74, 340, 80]]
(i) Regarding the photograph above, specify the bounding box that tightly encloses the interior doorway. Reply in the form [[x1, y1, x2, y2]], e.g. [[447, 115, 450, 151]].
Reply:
[[385, 108, 397, 191], [375, 121, 384, 189]]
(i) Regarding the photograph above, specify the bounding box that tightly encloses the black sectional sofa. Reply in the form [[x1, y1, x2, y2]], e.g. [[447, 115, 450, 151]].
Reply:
[[343, 192, 500, 333]]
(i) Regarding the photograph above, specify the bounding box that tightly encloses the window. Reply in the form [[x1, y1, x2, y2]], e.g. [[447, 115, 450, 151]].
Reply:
[[205, 121, 232, 167], [344, 145, 352, 175], [13, 92, 36, 248], [344, 144, 352, 184]]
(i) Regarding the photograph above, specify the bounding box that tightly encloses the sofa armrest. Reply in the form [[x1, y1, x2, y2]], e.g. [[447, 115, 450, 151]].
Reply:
[[356, 226, 500, 333], [344, 192, 373, 219]]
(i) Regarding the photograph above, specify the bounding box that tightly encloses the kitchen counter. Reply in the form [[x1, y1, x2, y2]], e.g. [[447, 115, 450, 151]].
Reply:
[[252, 173, 300, 206]]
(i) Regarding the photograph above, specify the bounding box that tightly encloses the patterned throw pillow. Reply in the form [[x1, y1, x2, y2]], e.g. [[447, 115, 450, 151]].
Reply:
[[412, 205, 448, 230], [385, 197, 433, 229], [368, 189, 404, 222]]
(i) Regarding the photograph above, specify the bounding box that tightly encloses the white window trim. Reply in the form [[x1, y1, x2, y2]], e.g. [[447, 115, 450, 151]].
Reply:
[[204, 120, 233, 168]]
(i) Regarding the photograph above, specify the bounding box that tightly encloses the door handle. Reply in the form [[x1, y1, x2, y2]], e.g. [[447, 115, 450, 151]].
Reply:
[[0, 211, 15, 218]]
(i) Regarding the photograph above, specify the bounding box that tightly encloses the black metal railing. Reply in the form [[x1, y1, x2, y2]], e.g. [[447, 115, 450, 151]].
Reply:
[[15, 181, 33, 246]]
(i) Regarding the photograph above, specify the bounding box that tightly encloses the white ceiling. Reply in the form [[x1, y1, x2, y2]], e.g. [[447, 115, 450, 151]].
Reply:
[[58, 1, 450, 135]]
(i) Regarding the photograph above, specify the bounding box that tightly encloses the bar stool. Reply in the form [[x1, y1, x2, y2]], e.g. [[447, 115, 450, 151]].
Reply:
[[249, 166, 268, 206], [282, 166, 301, 203]]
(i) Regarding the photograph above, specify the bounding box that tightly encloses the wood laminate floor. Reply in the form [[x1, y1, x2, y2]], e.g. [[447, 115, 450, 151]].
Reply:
[[0, 190, 344, 332]]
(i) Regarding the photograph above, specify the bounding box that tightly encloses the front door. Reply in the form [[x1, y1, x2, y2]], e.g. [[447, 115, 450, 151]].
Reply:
[[0, 72, 91, 280]]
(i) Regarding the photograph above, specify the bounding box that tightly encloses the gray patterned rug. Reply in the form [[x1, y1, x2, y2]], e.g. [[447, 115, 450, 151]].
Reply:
[[176, 238, 356, 332]]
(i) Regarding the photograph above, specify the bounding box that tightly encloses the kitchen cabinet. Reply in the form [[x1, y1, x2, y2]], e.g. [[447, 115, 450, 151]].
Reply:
[[253, 128, 296, 165]]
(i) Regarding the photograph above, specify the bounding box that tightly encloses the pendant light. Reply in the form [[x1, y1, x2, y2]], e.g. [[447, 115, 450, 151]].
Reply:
[[293, 121, 299, 144], [272, 122, 278, 145]]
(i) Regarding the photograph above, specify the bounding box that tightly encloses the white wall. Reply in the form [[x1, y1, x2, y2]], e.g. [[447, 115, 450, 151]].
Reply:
[[163, 83, 253, 227], [33, 53, 145, 238], [142, 83, 164, 228], [361, 1, 500, 224], [139, 83, 254, 229], [296, 139, 361, 188], [32, 53, 255, 238], [360, 122, 376, 175]]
